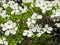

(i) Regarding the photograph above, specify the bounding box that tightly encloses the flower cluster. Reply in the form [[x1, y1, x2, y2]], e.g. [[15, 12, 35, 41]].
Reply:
[[0, 37, 8, 45], [1, 20, 18, 36], [0, 0, 60, 45], [35, 0, 59, 13], [26, 13, 42, 28]]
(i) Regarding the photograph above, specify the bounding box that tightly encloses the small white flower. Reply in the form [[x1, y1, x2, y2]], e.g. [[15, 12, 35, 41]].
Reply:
[[23, 30, 33, 37], [26, 18, 36, 26], [43, 24, 53, 33], [28, 24, 34, 28], [23, 30, 28, 36], [2, 4, 9, 9], [15, 10, 20, 15], [27, 30, 33, 37], [31, 13, 37, 19], [21, 6, 28, 13]]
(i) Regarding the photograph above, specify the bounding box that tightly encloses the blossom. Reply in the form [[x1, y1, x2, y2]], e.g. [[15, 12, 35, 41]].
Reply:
[[2, 4, 9, 9], [26, 18, 36, 26], [43, 24, 53, 33], [23, 30, 33, 37]]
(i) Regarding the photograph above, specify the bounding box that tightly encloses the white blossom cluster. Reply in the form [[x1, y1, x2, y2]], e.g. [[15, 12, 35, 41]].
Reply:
[[26, 12, 42, 28], [23, 24, 53, 37], [23, 12, 53, 37], [0, 37, 8, 45], [0, 0, 28, 17], [22, 0, 60, 13], [51, 9, 60, 18], [0, 20, 18, 36], [35, 0, 59, 13], [0, 0, 60, 44]]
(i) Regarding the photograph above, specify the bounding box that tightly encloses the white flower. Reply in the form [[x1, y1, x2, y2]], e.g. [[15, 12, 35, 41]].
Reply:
[[26, 18, 36, 26], [15, 10, 20, 15], [23, 30, 28, 36], [43, 24, 53, 33], [31, 13, 37, 19], [23, 30, 33, 37], [21, 6, 28, 13], [19, 41, 21, 43], [28, 24, 34, 28], [2, 4, 9, 9], [0, 38, 8, 45]]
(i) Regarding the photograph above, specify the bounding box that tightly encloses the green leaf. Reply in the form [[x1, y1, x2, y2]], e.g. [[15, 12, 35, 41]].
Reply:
[[6, 7, 12, 15]]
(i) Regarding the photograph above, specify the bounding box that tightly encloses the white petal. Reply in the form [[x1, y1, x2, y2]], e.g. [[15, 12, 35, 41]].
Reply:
[[4, 41, 8, 45], [48, 27, 53, 31], [23, 33, 27, 36], [5, 30, 10, 36], [11, 10, 15, 14], [0, 39, 3, 44], [37, 15, 42, 19], [10, 30, 16, 35]]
